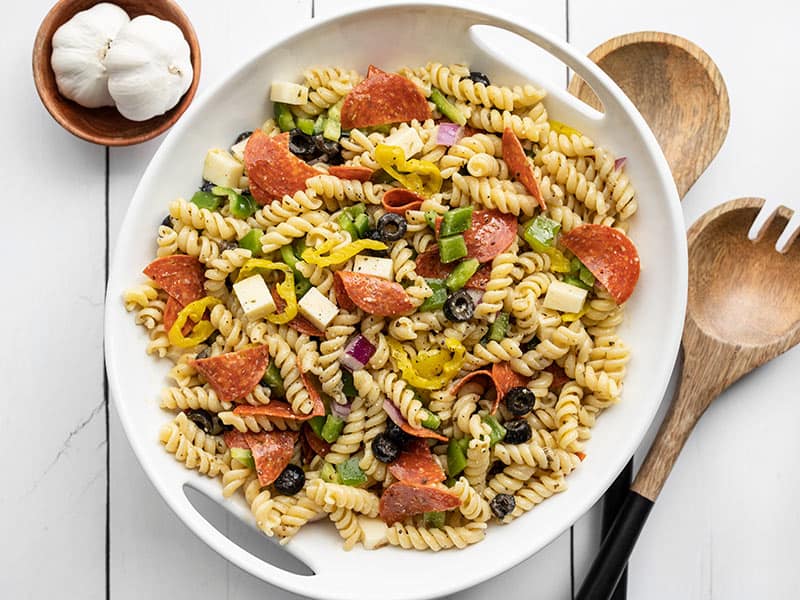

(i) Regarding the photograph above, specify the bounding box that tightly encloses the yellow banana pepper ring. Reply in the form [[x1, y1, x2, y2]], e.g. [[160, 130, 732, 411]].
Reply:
[[375, 144, 443, 197], [168, 296, 222, 348], [235, 259, 298, 324], [548, 120, 583, 137], [301, 238, 387, 267], [561, 306, 588, 323], [387, 337, 465, 390]]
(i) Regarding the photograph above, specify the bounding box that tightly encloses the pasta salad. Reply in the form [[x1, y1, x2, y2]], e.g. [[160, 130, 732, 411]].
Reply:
[[123, 62, 640, 552]]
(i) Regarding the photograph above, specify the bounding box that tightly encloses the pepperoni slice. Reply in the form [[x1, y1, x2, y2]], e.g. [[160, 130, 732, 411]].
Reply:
[[389, 438, 445, 485], [191, 345, 270, 403], [303, 426, 331, 458], [379, 482, 460, 525], [545, 363, 570, 391], [328, 165, 373, 182], [332, 271, 356, 311], [246, 430, 299, 486], [502, 127, 545, 209], [414, 248, 491, 290], [381, 188, 424, 214], [435, 210, 517, 263], [341, 65, 431, 129], [269, 286, 323, 337], [491, 362, 529, 414], [297, 362, 326, 416], [383, 399, 448, 442], [233, 397, 324, 421], [560, 224, 640, 304], [143, 255, 204, 306], [223, 430, 250, 450], [333, 271, 415, 317], [163, 295, 181, 331], [244, 130, 319, 205], [449, 370, 493, 397]]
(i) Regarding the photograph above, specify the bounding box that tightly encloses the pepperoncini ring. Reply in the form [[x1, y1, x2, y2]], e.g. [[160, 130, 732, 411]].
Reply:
[[235, 259, 297, 324], [548, 120, 583, 137], [375, 144, 443, 197], [301, 238, 387, 267], [387, 337, 465, 390], [168, 296, 222, 348]]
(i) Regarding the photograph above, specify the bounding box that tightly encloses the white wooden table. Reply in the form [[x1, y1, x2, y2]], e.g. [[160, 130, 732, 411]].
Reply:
[[6, 1, 799, 598]]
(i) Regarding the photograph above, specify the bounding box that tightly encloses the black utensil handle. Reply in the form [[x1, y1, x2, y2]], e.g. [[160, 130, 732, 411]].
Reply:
[[576, 490, 654, 600], [601, 459, 634, 600]]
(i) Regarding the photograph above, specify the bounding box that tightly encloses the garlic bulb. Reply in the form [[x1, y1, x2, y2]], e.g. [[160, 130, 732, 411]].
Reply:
[[105, 15, 193, 121], [50, 3, 130, 108]]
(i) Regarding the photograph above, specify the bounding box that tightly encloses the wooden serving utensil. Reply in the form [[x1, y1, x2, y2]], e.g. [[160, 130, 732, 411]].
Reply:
[[568, 31, 730, 199], [568, 32, 731, 600], [575, 198, 800, 600]]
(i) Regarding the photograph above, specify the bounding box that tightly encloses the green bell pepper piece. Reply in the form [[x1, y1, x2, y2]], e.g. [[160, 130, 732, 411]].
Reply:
[[337, 457, 367, 486], [424, 210, 439, 229], [353, 213, 370, 237], [296, 117, 315, 135], [337, 212, 360, 241], [447, 438, 468, 477], [579, 263, 595, 287], [274, 102, 296, 132], [482, 414, 507, 448], [423, 511, 446, 529], [445, 258, 479, 292], [487, 312, 510, 342], [309, 415, 325, 438], [438, 234, 468, 264], [430, 88, 467, 126], [323, 100, 343, 141], [313, 115, 326, 134], [261, 360, 285, 397], [212, 186, 256, 219], [230, 447, 255, 469], [418, 279, 447, 312], [295, 277, 312, 299], [343, 203, 366, 221], [191, 191, 221, 210], [280, 244, 301, 272], [440, 206, 473, 237], [421, 410, 441, 431], [341, 369, 357, 398], [321, 414, 345, 443], [563, 274, 592, 291], [523, 215, 561, 250], [292, 236, 307, 259], [238, 229, 263, 257], [320, 461, 340, 483]]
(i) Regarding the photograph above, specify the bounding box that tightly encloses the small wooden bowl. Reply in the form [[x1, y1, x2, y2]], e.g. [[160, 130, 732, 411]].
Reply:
[[33, 0, 201, 146]]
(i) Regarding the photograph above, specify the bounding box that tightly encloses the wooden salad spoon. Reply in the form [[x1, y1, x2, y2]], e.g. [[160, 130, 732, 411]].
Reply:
[[568, 32, 731, 600], [568, 31, 730, 199], [575, 198, 800, 600]]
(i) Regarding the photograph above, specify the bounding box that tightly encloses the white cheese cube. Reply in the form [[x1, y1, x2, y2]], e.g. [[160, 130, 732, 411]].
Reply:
[[233, 275, 276, 320], [270, 80, 309, 106], [543, 280, 588, 314], [203, 148, 244, 188], [230, 136, 249, 162], [298, 287, 339, 331], [358, 516, 389, 550], [353, 255, 394, 281], [383, 126, 423, 159]]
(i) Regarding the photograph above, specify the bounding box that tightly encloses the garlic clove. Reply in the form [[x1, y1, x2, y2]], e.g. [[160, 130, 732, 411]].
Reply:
[[105, 15, 193, 122], [50, 3, 130, 108]]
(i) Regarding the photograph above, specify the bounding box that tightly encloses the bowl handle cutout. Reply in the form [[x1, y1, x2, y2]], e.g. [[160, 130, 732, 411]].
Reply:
[[463, 15, 643, 135], [172, 481, 331, 595]]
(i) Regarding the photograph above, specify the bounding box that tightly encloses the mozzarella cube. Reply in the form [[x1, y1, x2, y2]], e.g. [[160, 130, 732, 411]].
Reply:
[[203, 148, 244, 188], [358, 516, 389, 550], [233, 275, 276, 320], [298, 287, 339, 331], [270, 80, 309, 105], [230, 136, 249, 162], [353, 255, 394, 281], [543, 280, 588, 314], [383, 126, 423, 159]]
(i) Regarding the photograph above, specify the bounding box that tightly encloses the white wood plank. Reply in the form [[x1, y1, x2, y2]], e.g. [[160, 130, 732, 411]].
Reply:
[[0, 3, 107, 599], [108, 2, 312, 599], [569, 1, 800, 598]]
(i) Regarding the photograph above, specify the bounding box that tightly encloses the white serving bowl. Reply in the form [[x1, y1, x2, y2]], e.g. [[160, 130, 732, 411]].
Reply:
[[105, 2, 686, 598]]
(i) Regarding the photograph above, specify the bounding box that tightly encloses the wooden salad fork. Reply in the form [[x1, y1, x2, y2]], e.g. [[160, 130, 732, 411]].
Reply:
[[576, 198, 800, 600]]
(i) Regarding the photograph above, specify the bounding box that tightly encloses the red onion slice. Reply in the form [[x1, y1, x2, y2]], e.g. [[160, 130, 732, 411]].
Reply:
[[330, 399, 352, 419], [436, 123, 464, 147], [341, 334, 376, 371], [614, 156, 627, 170]]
